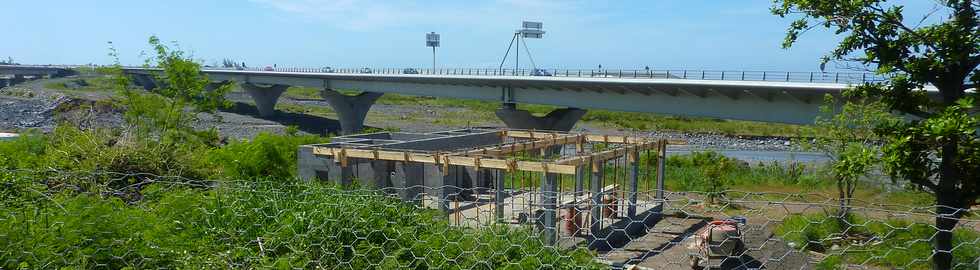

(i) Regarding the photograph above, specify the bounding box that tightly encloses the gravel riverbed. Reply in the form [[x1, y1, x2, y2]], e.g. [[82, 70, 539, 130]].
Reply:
[[1, 77, 800, 152]]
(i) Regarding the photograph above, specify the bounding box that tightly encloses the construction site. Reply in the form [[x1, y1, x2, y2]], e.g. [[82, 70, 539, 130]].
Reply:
[[298, 128, 678, 249]]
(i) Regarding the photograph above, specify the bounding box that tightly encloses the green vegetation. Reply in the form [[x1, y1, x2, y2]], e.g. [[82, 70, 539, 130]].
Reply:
[[282, 86, 321, 99], [775, 213, 980, 270], [207, 127, 327, 180], [0, 172, 598, 269], [0, 37, 601, 269], [664, 151, 826, 193], [43, 76, 115, 92], [774, 1, 980, 268], [800, 96, 899, 225]]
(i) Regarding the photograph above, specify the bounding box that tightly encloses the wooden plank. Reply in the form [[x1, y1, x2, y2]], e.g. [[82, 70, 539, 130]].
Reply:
[[458, 134, 584, 156], [311, 146, 577, 174], [555, 142, 659, 166], [560, 184, 619, 207]]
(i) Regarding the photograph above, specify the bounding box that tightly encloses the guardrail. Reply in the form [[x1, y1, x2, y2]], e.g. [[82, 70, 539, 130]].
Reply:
[[207, 66, 889, 84]]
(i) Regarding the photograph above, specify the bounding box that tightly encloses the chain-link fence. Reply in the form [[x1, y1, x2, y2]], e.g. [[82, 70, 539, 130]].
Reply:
[[1, 169, 978, 269]]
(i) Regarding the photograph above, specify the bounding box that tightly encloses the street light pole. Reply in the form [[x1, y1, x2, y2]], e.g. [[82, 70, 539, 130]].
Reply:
[[426, 32, 440, 72]]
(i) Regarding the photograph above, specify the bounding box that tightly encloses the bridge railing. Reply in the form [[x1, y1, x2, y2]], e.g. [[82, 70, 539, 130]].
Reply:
[[203, 66, 890, 84]]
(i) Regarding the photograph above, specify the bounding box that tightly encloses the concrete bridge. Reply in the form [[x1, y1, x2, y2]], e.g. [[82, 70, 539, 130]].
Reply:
[[0, 65, 76, 88], [117, 67, 931, 134]]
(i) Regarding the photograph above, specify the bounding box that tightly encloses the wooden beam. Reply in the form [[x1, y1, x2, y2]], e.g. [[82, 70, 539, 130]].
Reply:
[[311, 146, 577, 174], [555, 141, 660, 166], [458, 134, 584, 156]]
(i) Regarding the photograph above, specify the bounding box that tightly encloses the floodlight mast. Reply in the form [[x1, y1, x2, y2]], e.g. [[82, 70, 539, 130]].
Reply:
[[498, 21, 544, 76], [426, 32, 440, 71]]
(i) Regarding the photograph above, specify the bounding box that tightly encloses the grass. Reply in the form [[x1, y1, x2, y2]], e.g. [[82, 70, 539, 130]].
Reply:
[[0, 176, 600, 269], [43, 76, 115, 92], [775, 213, 980, 270], [278, 87, 812, 137]]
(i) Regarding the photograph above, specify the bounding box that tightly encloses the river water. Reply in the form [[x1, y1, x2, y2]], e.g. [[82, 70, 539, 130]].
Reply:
[[667, 146, 830, 164]]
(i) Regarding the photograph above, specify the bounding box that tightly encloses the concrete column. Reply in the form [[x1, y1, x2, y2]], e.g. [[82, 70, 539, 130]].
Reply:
[[340, 160, 355, 186], [11, 75, 26, 86], [590, 161, 604, 237], [392, 162, 424, 205], [575, 165, 587, 196], [321, 89, 383, 135], [421, 164, 455, 215], [297, 145, 332, 181], [495, 169, 506, 222], [627, 150, 639, 218], [241, 83, 288, 118], [541, 172, 559, 245], [495, 105, 586, 131], [656, 142, 666, 212], [370, 161, 392, 190]]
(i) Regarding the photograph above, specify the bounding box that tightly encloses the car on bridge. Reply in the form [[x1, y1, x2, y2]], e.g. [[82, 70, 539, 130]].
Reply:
[[531, 68, 553, 76], [402, 68, 419, 74], [263, 66, 275, 71], [359, 68, 373, 74], [320, 66, 334, 73]]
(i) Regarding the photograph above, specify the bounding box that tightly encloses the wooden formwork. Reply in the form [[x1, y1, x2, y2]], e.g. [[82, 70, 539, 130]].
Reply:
[[311, 129, 682, 174]]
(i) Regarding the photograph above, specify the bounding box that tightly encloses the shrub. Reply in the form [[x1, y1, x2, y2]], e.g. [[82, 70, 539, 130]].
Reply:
[[0, 179, 601, 269], [206, 128, 329, 180], [0, 130, 47, 170], [776, 213, 980, 269]]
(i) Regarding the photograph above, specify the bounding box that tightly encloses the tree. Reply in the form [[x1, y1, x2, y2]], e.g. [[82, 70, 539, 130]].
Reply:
[[802, 95, 898, 228], [134, 36, 232, 140], [103, 36, 231, 144], [773, 1, 979, 269], [695, 151, 732, 205]]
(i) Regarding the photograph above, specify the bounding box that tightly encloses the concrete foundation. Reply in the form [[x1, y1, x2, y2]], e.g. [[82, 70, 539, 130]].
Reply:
[[241, 83, 288, 117], [321, 89, 383, 135], [495, 104, 586, 131]]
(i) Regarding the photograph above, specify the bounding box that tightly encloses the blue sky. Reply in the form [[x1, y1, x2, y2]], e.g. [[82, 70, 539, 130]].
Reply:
[[2, 0, 940, 71]]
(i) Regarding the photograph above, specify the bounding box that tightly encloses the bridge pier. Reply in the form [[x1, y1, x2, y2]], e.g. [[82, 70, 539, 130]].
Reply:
[[241, 83, 288, 118], [132, 74, 158, 90], [321, 89, 383, 135], [495, 104, 586, 131], [10, 75, 26, 86]]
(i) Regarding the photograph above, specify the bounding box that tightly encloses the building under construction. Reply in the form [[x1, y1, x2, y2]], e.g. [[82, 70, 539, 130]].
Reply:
[[297, 128, 678, 248]]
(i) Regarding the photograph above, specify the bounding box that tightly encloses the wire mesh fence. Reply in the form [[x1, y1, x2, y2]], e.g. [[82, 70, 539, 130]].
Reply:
[[2, 169, 978, 269]]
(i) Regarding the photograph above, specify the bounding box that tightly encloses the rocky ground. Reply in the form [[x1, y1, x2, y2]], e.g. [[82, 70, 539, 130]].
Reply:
[[1, 76, 800, 151]]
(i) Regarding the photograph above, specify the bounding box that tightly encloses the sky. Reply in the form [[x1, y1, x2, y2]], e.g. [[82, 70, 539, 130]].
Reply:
[[1, 0, 944, 71]]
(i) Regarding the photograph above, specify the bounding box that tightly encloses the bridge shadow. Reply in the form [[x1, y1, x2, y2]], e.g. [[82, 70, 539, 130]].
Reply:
[[222, 102, 366, 136]]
